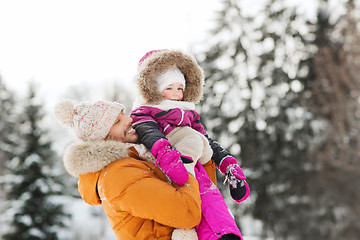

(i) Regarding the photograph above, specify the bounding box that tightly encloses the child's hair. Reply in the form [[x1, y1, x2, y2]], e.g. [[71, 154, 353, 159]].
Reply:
[[54, 99, 124, 141]]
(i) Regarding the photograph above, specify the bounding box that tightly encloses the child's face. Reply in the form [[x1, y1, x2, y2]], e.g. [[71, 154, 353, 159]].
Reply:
[[161, 82, 184, 101], [107, 111, 138, 143]]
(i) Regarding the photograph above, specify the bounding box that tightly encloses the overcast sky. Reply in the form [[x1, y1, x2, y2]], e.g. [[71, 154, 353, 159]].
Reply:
[[0, 0, 219, 108]]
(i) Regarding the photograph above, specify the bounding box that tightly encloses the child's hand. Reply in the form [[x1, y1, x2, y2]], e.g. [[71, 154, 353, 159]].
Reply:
[[219, 156, 244, 178], [220, 156, 250, 203], [226, 163, 245, 180], [151, 138, 190, 186]]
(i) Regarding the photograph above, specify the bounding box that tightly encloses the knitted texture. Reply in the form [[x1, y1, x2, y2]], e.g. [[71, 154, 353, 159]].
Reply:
[[54, 99, 124, 141]]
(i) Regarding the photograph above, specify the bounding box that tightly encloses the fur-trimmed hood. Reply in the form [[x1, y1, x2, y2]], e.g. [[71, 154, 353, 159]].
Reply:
[[63, 140, 154, 177], [134, 50, 204, 105]]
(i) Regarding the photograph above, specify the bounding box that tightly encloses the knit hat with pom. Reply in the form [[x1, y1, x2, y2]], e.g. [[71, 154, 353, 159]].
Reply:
[[54, 99, 124, 141]]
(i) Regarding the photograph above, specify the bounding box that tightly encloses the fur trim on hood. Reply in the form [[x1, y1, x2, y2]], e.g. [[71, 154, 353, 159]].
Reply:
[[135, 50, 204, 105], [63, 140, 154, 177]]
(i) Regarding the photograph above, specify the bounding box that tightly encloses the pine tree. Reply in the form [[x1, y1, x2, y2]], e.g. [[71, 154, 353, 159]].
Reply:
[[3, 83, 69, 240], [197, 0, 358, 239], [301, 1, 360, 238], [0, 77, 19, 237], [0, 77, 18, 175]]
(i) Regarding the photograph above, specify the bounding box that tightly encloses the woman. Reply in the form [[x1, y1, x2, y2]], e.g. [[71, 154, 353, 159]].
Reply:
[[54, 99, 211, 239]]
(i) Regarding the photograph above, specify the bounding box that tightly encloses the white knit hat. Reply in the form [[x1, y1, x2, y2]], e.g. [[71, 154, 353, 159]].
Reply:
[[54, 99, 124, 141], [155, 67, 186, 92]]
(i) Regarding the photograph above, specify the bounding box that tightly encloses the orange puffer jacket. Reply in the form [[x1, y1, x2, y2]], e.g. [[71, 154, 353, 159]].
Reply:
[[63, 141, 210, 240]]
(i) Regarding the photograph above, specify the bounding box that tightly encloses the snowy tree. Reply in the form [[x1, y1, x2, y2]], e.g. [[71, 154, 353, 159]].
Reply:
[[0, 77, 18, 175], [2, 83, 69, 240], [197, 0, 359, 239], [0, 77, 20, 237], [301, 0, 360, 238]]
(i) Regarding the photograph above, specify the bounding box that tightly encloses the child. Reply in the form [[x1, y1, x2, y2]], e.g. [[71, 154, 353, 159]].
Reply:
[[131, 49, 250, 203]]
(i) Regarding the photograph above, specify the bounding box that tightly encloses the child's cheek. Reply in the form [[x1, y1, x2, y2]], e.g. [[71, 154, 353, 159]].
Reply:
[[162, 91, 172, 100]]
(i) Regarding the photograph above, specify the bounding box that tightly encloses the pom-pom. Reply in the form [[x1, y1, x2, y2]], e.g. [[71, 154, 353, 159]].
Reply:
[[54, 99, 75, 127]]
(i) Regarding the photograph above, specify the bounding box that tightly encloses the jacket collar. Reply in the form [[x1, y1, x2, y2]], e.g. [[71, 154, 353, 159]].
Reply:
[[63, 140, 154, 177]]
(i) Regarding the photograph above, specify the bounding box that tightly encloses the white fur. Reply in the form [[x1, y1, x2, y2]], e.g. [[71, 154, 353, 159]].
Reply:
[[63, 140, 130, 177], [172, 228, 198, 240]]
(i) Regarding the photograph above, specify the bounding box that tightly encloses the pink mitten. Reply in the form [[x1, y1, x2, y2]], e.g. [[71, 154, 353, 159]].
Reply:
[[220, 157, 250, 203], [151, 138, 192, 186]]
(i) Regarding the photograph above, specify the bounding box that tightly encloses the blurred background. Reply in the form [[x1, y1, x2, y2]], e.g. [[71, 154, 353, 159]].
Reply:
[[1, 0, 359, 239]]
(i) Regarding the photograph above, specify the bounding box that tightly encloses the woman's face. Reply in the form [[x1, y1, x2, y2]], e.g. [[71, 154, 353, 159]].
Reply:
[[107, 111, 138, 143]]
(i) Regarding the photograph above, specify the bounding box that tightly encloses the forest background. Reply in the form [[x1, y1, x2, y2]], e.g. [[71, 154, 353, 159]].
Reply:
[[0, 0, 359, 239]]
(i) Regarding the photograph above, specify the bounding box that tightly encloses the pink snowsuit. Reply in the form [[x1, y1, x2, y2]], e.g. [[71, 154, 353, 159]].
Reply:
[[133, 49, 245, 239]]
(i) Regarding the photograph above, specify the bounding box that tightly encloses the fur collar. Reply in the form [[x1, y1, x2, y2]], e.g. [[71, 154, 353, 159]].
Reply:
[[134, 50, 204, 105], [63, 140, 154, 177]]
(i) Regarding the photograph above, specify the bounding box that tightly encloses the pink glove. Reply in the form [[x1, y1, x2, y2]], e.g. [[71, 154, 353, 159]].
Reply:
[[151, 138, 192, 186], [220, 156, 250, 203]]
